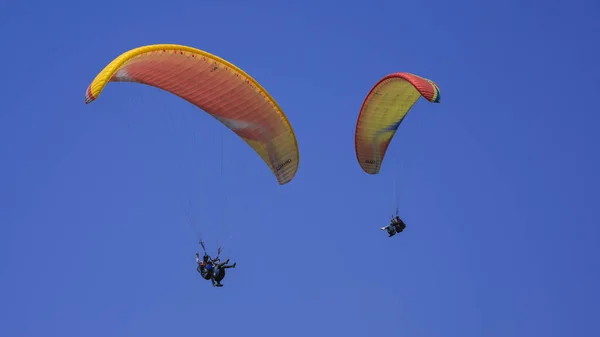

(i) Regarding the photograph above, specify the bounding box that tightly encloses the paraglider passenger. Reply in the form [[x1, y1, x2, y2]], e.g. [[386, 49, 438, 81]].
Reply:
[[211, 258, 237, 287], [215, 258, 236, 270]]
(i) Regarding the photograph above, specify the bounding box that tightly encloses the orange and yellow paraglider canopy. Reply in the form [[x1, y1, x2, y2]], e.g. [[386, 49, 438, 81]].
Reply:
[[354, 72, 441, 174], [85, 44, 299, 185]]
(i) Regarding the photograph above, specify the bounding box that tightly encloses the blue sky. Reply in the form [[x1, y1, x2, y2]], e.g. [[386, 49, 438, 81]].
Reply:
[[1, 0, 599, 336]]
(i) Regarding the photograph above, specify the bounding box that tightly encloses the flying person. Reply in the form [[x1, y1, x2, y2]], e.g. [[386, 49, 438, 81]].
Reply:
[[381, 216, 398, 237], [196, 252, 214, 281], [380, 215, 407, 237], [211, 258, 237, 287], [215, 258, 237, 270], [394, 215, 406, 233]]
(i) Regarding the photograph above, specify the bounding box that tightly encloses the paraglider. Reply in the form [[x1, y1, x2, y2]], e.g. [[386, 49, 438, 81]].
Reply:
[[354, 72, 441, 236], [85, 44, 296, 286]]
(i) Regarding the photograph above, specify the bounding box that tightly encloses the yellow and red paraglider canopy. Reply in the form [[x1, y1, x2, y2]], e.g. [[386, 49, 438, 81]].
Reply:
[[85, 44, 299, 185], [354, 72, 441, 174]]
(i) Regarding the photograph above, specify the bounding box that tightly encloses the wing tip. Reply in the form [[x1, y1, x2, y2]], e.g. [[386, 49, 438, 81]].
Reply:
[[276, 163, 299, 185], [84, 85, 96, 104], [359, 163, 380, 175]]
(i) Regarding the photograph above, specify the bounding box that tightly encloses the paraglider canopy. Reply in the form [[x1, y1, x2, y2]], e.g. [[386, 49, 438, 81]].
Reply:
[[85, 43, 300, 185], [354, 72, 441, 174]]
